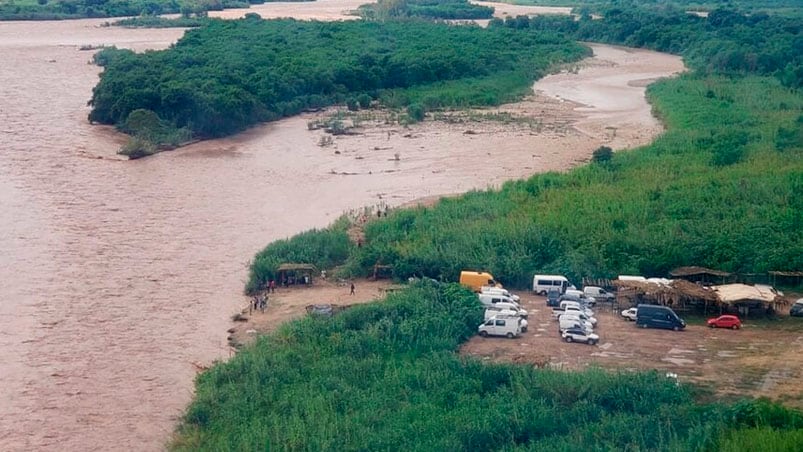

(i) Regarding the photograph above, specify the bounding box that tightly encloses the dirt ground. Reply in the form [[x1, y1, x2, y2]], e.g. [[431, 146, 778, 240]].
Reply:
[[231, 281, 803, 410], [461, 290, 803, 409]]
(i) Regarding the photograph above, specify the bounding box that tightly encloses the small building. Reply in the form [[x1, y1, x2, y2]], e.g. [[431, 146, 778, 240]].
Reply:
[[276, 263, 318, 286]]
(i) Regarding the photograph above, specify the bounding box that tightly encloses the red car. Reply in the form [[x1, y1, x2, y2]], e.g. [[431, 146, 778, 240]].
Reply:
[[707, 315, 742, 329]]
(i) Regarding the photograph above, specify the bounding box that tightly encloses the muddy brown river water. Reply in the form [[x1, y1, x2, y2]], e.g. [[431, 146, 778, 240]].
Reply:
[[0, 2, 683, 450]]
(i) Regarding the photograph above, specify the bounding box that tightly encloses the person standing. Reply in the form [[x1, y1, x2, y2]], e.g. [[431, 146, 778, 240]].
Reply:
[[350, 283, 355, 295], [269, 279, 276, 293]]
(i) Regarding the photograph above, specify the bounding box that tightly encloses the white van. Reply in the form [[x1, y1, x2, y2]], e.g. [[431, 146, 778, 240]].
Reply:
[[485, 303, 528, 319], [480, 286, 520, 302], [484, 310, 529, 332], [533, 275, 573, 295], [478, 293, 519, 308], [478, 317, 522, 338]]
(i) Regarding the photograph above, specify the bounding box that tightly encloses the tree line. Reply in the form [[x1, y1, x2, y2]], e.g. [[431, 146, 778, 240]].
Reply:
[[495, 4, 802, 88]]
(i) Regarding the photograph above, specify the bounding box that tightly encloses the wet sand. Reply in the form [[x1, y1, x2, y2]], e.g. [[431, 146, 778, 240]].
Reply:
[[0, 3, 683, 450]]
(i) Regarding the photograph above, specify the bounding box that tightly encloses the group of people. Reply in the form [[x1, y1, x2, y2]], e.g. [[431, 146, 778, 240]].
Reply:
[[250, 293, 268, 314]]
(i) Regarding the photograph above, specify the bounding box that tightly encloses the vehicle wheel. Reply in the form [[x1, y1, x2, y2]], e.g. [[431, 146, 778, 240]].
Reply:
[[589, 339, 597, 345], [506, 332, 514, 339], [565, 336, 573, 343], [480, 331, 488, 338], [640, 323, 647, 329], [673, 325, 680, 331], [710, 324, 716, 328], [521, 327, 528, 333], [732, 325, 739, 330]]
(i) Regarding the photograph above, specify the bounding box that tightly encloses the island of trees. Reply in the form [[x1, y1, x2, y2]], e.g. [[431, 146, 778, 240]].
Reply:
[[88, 17, 589, 157]]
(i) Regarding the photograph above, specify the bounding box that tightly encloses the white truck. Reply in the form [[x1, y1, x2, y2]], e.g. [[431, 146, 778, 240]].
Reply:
[[552, 303, 594, 320], [484, 309, 529, 332]]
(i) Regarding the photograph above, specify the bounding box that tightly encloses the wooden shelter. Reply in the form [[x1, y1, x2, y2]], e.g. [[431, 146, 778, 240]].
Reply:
[[277, 263, 318, 286], [669, 266, 731, 285], [613, 278, 718, 312], [712, 283, 788, 316], [768, 270, 803, 288]]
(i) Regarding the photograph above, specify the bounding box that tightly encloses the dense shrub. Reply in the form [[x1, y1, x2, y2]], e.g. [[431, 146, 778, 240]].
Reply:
[[88, 18, 589, 141]]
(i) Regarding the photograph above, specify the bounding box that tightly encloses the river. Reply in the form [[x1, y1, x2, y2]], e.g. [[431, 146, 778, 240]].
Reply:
[[0, 2, 683, 450]]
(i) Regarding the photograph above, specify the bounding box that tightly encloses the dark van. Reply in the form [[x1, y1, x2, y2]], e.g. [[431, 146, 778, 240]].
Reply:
[[636, 304, 686, 331], [546, 289, 561, 307]]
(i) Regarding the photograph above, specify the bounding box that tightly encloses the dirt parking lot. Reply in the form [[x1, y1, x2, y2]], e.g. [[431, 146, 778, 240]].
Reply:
[[460, 291, 803, 409], [231, 280, 803, 409]]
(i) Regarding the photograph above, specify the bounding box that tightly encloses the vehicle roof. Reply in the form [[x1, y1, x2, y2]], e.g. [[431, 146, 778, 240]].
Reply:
[[534, 275, 569, 280]]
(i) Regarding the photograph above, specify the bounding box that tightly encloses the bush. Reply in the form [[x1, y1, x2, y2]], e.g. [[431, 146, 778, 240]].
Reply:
[[406, 103, 426, 122], [592, 146, 613, 163]]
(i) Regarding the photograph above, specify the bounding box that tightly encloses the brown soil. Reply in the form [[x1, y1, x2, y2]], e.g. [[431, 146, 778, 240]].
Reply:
[[461, 291, 803, 409], [228, 278, 397, 346]]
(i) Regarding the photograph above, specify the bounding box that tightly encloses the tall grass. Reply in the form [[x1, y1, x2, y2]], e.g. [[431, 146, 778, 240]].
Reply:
[[246, 216, 353, 293], [171, 281, 803, 450], [338, 74, 803, 286]]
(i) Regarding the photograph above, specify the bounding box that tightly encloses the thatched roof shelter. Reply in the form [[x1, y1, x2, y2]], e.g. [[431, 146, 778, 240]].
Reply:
[[669, 266, 731, 285], [712, 283, 788, 309], [277, 263, 318, 286]]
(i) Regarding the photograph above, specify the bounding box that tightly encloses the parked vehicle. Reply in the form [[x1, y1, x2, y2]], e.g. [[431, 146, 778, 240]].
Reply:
[[791, 299, 803, 317], [546, 289, 561, 307], [636, 304, 686, 331], [560, 300, 594, 316], [621, 307, 638, 321], [558, 316, 592, 333], [561, 327, 599, 345], [485, 302, 528, 319], [583, 286, 616, 302], [552, 304, 593, 320], [563, 290, 596, 307], [484, 310, 529, 332], [707, 315, 742, 329], [478, 293, 520, 309], [559, 311, 597, 326], [533, 274, 573, 295], [558, 314, 594, 332], [480, 286, 520, 302], [460, 271, 501, 292], [478, 316, 522, 338]]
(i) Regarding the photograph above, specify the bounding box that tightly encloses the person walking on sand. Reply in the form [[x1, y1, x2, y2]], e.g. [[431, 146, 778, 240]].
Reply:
[[269, 279, 276, 293], [350, 283, 355, 296]]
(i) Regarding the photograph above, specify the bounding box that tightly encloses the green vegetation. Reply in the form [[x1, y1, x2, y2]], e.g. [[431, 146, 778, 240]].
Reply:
[[88, 17, 588, 154], [247, 76, 801, 289], [499, 0, 803, 13], [172, 281, 803, 450], [339, 75, 802, 287], [359, 0, 494, 21], [495, 3, 802, 88], [0, 0, 309, 20], [245, 6, 802, 290]]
